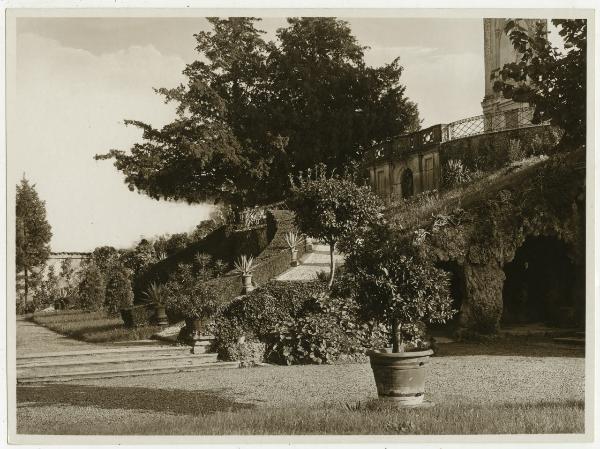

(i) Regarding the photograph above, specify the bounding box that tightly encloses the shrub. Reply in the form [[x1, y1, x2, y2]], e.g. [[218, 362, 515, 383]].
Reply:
[[442, 159, 472, 189], [289, 165, 384, 285], [121, 304, 152, 328], [104, 264, 134, 316], [508, 139, 524, 162], [163, 263, 219, 320], [214, 279, 388, 365], [76, 262, 106, 312], [345, 224, 455, 352]]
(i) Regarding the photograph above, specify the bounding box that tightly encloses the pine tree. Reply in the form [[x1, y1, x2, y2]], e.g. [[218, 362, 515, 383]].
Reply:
[[16, 176, 52, 310]]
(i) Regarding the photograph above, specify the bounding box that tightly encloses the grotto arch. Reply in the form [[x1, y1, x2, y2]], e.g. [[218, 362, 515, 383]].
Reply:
[[501, 235, 583, 328]]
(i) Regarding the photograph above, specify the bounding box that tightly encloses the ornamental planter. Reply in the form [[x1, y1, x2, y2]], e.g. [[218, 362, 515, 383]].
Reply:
[[154, 304, 168, 326], [242, 274, 254, 294], [368, 348, 434, 406], [290, 248, 299, 267], [183, 318, 205, 342]]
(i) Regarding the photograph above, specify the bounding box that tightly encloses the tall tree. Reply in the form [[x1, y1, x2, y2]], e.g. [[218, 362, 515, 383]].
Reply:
[[16, 176, 52, 309], [493, 19, 586, 147], [97, 17, 419, 208]]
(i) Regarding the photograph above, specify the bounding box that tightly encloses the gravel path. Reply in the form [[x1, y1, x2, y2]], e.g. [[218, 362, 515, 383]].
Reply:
[[277, 244, 344, 281], [17, 350, 584, 433]]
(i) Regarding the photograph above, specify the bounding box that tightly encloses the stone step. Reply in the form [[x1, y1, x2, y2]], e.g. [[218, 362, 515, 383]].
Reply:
[[18, 353, 219, 378], [17, 352, 214, 369], [17, 360, 239, 384], [553, 337, 585, 346], [17, 345, 193, 365]]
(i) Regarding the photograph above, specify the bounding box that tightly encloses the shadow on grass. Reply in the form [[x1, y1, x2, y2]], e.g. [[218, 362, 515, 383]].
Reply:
[[17, 384, 255, 416], [432, 338, 585, 358]]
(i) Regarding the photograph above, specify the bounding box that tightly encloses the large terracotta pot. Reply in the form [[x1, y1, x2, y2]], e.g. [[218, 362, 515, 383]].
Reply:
[[368, 348, 434, 406]]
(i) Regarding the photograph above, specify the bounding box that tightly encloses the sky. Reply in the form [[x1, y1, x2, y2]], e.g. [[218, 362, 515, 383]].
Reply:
[[12, 16, 489, 252]]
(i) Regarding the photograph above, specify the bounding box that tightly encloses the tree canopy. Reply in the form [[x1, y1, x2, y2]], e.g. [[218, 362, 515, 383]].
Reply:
[[16, 176, 52, 308], [493, 19, 586, 147], [97, 17, 419, 208], [288, 165, 383, 286]]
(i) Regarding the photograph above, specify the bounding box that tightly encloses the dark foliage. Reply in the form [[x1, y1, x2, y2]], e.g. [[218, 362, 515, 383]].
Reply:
[[493, 19, 586, 147], [96, 17, 419, 207]]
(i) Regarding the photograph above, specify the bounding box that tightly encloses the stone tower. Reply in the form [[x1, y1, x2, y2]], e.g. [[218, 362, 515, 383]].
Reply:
[[482, 19, 546, 124]]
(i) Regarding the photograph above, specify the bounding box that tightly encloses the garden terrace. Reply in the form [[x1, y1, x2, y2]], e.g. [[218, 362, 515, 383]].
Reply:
[[387, 148, 586, 334], [201, 209, 307, 307]]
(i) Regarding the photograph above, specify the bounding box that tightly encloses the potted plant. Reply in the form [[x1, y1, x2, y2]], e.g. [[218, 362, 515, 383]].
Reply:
[[346, 227, 455, 406], [143, 282, 168, 326], [234, 255, 255, 294], [163, 263, 220, 344], [284, 230, 302, 267]]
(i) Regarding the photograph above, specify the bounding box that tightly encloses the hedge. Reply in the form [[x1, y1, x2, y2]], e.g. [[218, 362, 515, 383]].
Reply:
[[202, 209, 306, 307], [136, 222, 271, 300]]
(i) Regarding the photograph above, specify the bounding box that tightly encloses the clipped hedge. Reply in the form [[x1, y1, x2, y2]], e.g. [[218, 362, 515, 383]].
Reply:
[[136, 222, 270, 300], [201, 209, 306, 307]]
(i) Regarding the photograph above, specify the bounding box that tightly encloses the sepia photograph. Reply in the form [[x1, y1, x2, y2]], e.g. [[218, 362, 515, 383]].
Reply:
[[3, 4, 595, 445]]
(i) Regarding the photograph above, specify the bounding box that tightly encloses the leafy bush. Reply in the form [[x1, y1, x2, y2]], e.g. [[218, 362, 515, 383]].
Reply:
[[345, 224, 455, 352], [104, 264, 134, 316], [76, 262, 106, 311], [288, 165, 384, 285], [121, 304, 152, 328], [214, 279, 388, 365], [163, 263, 220, 319]]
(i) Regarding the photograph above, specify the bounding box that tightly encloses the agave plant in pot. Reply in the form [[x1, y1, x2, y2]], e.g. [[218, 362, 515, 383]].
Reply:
[[346, 226, 455, 406], [143, 282, 168, 326], [234, 255, 255, 294], [284, 230, 302, 267]]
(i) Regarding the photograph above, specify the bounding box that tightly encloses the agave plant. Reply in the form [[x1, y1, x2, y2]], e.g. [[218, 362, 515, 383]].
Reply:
[[284, 230, 301, 249], [233, 255, 255, 276], [143, 282, 166, 305]]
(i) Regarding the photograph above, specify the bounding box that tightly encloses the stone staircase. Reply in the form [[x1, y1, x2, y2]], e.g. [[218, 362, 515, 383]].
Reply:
[[17, 345, 237, 384]]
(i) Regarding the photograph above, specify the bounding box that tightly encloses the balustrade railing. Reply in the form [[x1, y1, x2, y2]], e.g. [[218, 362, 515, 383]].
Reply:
[[368, 106, 543, 162]]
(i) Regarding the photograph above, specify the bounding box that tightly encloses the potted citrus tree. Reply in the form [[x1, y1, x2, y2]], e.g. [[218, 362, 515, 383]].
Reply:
[[163, 263, 220, 344], [284, 230, 302, 267], [346, 226, 455, 406], [234, 255, 255, 294]]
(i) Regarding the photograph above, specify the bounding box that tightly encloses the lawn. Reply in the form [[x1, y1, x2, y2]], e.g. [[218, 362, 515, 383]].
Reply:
[[16, 336, 585, 435], [30, 310, 162, 343]]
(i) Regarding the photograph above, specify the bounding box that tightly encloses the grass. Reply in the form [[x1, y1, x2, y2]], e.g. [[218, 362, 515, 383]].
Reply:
[[16, 336, 584, 435], [30, 310, 162, 343], [17, 398, 583, 435]]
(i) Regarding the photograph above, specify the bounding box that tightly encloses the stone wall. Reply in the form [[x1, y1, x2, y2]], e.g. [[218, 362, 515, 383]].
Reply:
[[439, 124, 562, 173]]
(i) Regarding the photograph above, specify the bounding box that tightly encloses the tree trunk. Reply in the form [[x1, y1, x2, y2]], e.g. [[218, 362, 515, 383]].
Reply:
[[24, 267, 30, 309], [391, 319, 403, 353], [328, 243, 336, 288]]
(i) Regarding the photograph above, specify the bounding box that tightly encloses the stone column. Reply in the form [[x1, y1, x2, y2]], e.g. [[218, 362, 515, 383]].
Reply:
[[461, 263, 506, 333]]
